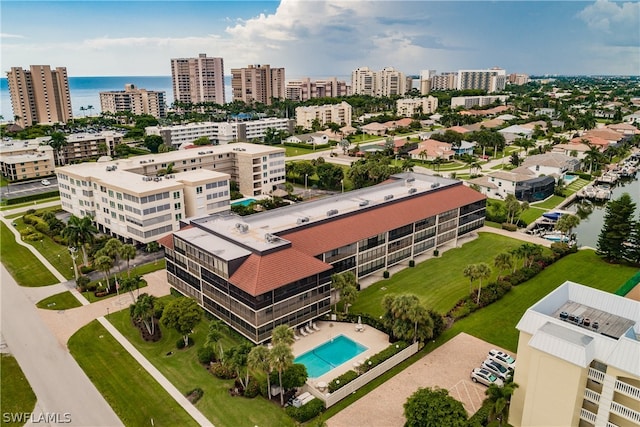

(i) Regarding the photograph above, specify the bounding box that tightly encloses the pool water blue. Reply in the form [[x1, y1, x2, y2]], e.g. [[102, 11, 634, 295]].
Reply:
[[231, 198, 256, 207], [294, 335, 368, 378]]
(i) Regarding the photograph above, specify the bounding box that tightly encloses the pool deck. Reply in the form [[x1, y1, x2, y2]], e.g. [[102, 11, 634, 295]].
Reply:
[[292, 320, 390, 385]]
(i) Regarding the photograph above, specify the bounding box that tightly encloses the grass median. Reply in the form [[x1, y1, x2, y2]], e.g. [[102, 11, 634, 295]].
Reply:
[[0, 222, 58, 287], [68, 319, 198, 427], [36, 291, 83, 310], [0, 354, 37, 427]]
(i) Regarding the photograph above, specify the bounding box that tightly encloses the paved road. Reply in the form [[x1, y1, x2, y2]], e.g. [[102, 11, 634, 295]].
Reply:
[[1, 265, 122, 427], [0, 177, 59, 200]]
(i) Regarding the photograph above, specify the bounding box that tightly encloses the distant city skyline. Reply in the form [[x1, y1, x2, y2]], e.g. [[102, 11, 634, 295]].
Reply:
[[1, 1, 639, 78]]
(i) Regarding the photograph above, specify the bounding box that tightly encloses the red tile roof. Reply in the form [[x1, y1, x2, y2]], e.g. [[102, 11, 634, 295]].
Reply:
[[281, 184, 485, 256], [157, 233, 175, 250], [229, 247, 332, 296]]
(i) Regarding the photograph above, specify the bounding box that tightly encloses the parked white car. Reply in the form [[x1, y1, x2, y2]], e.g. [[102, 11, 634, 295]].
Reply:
[[471, 368, 503, 387], [41, 179, 51, 186], [482, 358, 512, 381], [488, 349, 516, 370]]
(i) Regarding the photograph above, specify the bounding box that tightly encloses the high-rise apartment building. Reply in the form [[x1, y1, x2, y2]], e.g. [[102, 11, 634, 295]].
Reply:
[[508, 73, 530, 85], [7, 65, 73, 128], [100, 84, 166, 118], [231, 64, 285, 105], [510, 281, 640, 427], [170, 54, 225, 106], [419, 69, 437, 94], [430, 72, 457, 91], [457, 68, 506, 93], [351, 66, 410, 97], [285, 77, 350, 101]]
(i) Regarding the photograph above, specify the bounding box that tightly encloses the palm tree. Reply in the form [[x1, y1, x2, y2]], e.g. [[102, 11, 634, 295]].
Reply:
[[48, 132, 68, 166], [248, 346, 272, 401], [95, 255, 113, 292], [62, 215, 97, 266], [463, 264, 479, 294], [583, 143, 603, 175], [119, 244, 137, 277], [555, 214, 580, 241], [475, 263, 492, 305], [206, 319, 229, 362], [271, 324, 295, 347], [104, 238, 123, 273], [493, 253, 513, 281], [270, 342, 294, 406], [132, 293, 156, 333], [485, 381, 519, 427], [406, 298, 432, 344]]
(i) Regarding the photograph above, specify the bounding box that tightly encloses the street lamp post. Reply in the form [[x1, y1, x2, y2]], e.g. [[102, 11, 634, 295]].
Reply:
[[305, 174, 308, 193], [68, 247, 79, 280], [341, 179, 344, 194]]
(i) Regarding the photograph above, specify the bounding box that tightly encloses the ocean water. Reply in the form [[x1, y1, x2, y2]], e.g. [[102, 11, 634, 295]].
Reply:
[[0, 75, 233, 120]]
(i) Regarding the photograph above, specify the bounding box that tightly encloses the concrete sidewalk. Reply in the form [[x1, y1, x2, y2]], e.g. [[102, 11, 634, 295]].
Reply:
[[98, 317, 213, 426]]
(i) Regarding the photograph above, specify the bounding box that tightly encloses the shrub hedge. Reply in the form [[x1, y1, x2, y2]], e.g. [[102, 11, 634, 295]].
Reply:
[[5, 190, 60, 205], [285, 398, 324, 422]]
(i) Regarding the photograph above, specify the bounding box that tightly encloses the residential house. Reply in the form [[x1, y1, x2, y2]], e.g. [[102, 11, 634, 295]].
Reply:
[[408, 139, 455, 161], [285, 133, 329, 145]]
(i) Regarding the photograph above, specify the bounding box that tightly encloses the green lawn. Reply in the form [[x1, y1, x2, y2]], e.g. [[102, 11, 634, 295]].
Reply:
[[82, 259, 166, 303], [108, 298, 295, 427], [12, 215, 75, 280], [0, 196, 61, 209], [350, 233, 533, 317], [0, 354, 37, 427], [36, 291, 83, 310], [530, 195, 566, 210], [0, 222, 58, 287], [284, 145, 333, 157], [429, 250, 638, 353], [519, 207, 546, 225], [68, 320, 198, 427], [565, 178, 590, 194]]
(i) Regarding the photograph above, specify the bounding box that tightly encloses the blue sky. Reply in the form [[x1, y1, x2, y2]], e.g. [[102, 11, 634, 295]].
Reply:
[[1, 0, 638, 77]]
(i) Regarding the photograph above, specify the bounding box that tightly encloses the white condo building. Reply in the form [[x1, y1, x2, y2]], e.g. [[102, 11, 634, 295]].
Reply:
[[450, 95, 509, 109], [457, 68, 506, 93], [145, 118, 295, 148], [285, 77, 349, 101], [351, 66, 410, 97], [99, 84, 166, 118], [295, 102, 353, 130], [55, 143, 286, 244], [396, 96, 439, 117]]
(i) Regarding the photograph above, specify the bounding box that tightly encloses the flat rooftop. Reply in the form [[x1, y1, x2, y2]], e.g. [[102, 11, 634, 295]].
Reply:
[[552, 301, 635, 340], [190, 173, 459, 253]]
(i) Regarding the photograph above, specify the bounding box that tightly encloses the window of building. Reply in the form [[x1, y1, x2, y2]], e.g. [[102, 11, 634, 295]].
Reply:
[[174, 202, 181, 210], [196, 187, 203, 194], [173, 191, 180, 199], [117, 193, 122, 200], [108, 190, 114, 197], [175, 213, 182, 221]]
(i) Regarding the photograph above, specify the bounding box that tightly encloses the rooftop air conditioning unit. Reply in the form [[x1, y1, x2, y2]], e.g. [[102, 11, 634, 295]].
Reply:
[[265, 233, 278, 243], [408, 188, 417, 194], [326, 209, 338, 217], [384, 194, 394, 201], [359, 200, 370, 207], [296, 217, 309, 224], [235, 223, 249, 233], [431, 183, 440, 189], [405, 177, 415, 185]]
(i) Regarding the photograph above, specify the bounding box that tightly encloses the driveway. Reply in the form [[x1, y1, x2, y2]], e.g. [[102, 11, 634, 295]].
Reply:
[[327, 333, 514, 427]]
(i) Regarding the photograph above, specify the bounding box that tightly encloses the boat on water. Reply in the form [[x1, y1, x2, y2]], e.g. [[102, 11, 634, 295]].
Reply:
[[542, 231, 570, 242]]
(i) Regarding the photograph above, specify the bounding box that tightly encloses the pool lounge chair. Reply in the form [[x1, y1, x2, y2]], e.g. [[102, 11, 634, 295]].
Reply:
[[293, 333, 300, 341], [305, 325, 314, 334], [312, 322, 320, 331], [299, 328, 308, 337]]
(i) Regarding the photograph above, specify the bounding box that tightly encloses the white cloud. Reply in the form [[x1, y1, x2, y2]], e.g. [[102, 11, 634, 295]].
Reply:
[[0, 33, 25, 39], [577, 0, 640, 46]]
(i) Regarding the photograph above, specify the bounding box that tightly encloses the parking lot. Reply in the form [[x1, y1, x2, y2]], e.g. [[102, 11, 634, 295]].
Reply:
[[0, 177, 58, 200], [327, 333, 516, 427]]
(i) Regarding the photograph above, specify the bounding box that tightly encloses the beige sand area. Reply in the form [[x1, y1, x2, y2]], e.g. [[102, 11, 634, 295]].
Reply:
[[625, 283, 640, 302], [327, 332, 513, 427]]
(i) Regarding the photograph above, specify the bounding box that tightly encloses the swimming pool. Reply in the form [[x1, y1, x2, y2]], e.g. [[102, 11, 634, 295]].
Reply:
[[294, 335, 368, 378], [231, 198, 256, 207]]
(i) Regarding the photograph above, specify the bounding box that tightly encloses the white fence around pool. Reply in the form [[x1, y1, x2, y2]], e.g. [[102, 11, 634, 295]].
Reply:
[[303, 341, 420, 408]]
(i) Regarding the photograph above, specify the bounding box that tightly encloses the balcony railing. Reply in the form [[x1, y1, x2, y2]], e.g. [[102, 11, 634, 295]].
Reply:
[[579, 408, 597, 424], [614, 379, 640, 400], [588, 367, 605, 383], [610, 401, 640, 424], [605, 422, 620, 427], [584, 388, 600, 403]]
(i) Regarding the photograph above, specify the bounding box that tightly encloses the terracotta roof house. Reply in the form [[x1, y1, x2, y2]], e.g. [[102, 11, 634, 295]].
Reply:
[[462, 118, 505, 132], [552, 143, 591, 160], [583, 128, 624, 145], [606, 123, 640, 137], [570, 135, 610, 151], [361, 122, 389, 136], [382, 118, 414, 130], [408, 140, 455, 161], [161, 172, 486, 343], [444, 125, 472, 134]]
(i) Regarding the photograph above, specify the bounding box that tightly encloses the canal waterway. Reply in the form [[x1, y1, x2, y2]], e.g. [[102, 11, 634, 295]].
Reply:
[[569, 177, 640, 249]]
